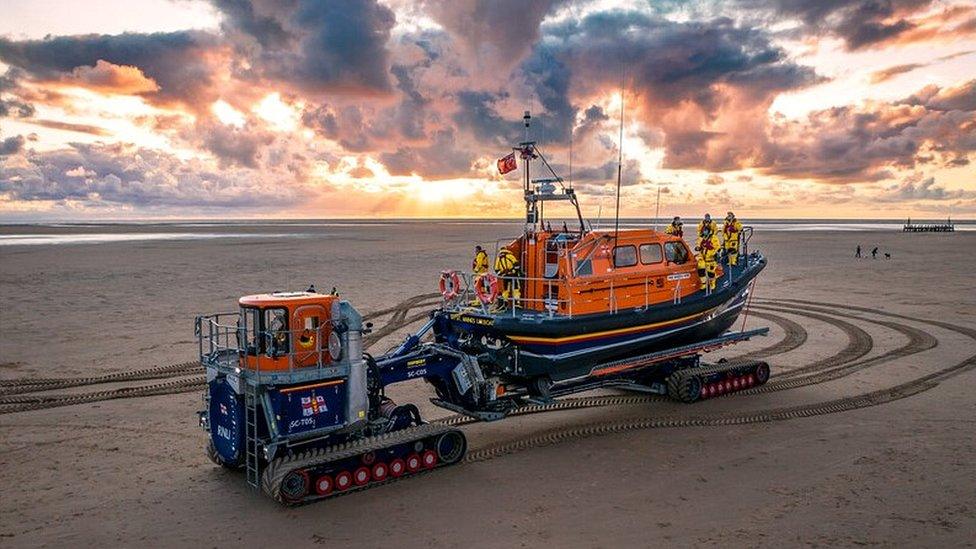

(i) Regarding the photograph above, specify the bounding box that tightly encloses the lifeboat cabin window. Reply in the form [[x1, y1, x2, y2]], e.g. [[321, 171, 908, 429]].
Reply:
[[665, 242, 690, 264], [575, 257, 593, 277], [640, 243, 663, 264], [613, 245, 638, 268]]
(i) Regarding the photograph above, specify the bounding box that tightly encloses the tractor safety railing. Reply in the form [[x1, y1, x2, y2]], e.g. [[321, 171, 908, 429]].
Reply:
[[195, 312, 348, 380]]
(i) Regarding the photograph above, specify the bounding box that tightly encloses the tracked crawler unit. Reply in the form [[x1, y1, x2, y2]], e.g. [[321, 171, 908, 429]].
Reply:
[[196, 292, 468, 504]]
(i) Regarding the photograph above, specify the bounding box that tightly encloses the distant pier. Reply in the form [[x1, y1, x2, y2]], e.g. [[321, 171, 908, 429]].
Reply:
[[903, 218, 955, 232]]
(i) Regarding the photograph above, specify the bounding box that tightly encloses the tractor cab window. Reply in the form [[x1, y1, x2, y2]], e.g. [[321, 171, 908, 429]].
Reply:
[[265, 308, 289, 357], [665, 242, 689, 264], [299, 316, 320, 350], [240, 306, 289, 356], [241, 306, 261, 355]]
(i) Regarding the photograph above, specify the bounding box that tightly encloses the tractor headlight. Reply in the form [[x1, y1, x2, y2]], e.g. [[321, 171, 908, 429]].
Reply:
[[328, 331, 343, 361]]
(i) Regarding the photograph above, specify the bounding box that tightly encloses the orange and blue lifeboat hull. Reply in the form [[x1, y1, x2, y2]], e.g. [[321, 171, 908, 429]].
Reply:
[[435, 253, 766, 382]]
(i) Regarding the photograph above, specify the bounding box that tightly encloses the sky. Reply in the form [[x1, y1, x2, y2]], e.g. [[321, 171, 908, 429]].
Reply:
[[0, 0, 974, 220]]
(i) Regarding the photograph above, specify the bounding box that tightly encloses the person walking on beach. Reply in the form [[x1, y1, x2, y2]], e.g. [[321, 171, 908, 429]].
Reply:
[[871, 246, 878, 259], [855, 244, 862, 258]]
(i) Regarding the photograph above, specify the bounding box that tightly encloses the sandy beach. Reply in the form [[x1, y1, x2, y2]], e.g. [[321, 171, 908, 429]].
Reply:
[[1, 222, 974, 547]]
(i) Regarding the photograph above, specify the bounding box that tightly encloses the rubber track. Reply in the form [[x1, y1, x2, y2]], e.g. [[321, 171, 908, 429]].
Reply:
[[463, 362, 957, 462], [260, 422, 455, 504], [4, 302, 920, 415]]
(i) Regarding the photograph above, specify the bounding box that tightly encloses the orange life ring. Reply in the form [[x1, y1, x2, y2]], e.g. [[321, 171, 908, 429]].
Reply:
[[474, 273, 500, 304], [439, 270, 462, 300]]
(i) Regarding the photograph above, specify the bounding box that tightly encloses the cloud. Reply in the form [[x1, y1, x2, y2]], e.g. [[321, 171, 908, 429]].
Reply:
[[522, 11, 819, 169], [0, 1, 971, 217], [380, 128, 478, 178], [870, 50, 974, 83], [757, 79, 976, 182], [67, 60, 160, 94], [738, 0, 935, 50], [0, 142, 305, 208], [886, 173, 976, 201], [0, 31, 222, 109], [0, 135, 25, 155], [215, 0, 397, 94], [903, 79, 976, 111], [423, 0, 563, 73], [0, 96, 35, 118], [0, 68, 36, 118], [27, 119, 111, 136], [870, 63, 925, 83], [189, 117, 276, 168]]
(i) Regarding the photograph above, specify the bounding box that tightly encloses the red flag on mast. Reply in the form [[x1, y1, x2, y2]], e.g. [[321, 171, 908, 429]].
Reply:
[[497, 152, 517, 175]]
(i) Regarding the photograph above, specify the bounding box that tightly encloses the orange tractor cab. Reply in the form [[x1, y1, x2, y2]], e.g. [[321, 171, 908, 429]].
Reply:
[[237, 292, 342, 372]]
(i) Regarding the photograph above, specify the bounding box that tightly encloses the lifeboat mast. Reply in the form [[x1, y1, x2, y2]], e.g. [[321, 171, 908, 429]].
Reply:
[[517, 111, 587, 238]]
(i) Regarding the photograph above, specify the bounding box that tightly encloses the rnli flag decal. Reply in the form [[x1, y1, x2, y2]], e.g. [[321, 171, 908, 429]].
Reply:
[[301, 395, 327, 416]]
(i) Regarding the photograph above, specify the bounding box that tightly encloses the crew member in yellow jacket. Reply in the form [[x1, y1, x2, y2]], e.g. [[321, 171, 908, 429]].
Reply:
[[696, 226, 721, 292], [664, 216, 683, 238], [722, 211, 743, 266], [472, 245, 489, 274], [494, 247, 522, 301], [696, 213, 718, 250]]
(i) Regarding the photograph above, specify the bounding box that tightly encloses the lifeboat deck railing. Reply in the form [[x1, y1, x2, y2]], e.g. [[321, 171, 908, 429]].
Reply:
[[443, 270, 692, 319], [195, 312, 349, 384], [443, 248, 760, 319]]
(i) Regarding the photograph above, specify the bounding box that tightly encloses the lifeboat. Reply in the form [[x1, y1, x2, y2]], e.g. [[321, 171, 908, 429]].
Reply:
[[431, 113, 765, 386]]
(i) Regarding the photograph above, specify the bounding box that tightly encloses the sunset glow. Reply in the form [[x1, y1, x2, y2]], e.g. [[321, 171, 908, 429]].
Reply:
[[1, 0, 974, 220]]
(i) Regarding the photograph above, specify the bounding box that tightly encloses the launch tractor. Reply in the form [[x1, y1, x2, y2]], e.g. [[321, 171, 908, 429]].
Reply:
[[196, 288, 769, 504]]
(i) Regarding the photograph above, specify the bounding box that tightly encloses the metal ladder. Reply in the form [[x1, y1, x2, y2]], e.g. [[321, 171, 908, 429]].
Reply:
[[244, 381, 260, 489]]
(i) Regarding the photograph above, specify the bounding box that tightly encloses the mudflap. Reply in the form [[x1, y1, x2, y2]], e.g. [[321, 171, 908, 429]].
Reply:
[[207, 377, 245, 467]]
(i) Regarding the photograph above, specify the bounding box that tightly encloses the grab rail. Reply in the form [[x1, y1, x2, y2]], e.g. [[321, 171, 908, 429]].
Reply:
[[195, 312, 352, 378]]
